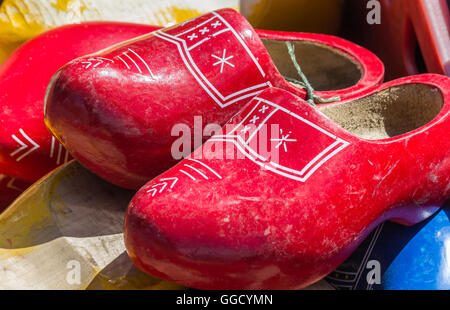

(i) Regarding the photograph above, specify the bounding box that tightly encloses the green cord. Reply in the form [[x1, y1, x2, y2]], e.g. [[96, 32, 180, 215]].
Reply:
[[285, 41, 340, 106]]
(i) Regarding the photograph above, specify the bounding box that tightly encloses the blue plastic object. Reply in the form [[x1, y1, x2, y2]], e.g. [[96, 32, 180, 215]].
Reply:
[[326, 203, 450, 290]]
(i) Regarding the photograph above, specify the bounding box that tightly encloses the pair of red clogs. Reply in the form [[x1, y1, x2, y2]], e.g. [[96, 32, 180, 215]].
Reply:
[[11, 9, 450, 289]]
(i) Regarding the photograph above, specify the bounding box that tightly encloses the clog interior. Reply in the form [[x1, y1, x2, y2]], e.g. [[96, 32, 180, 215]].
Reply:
[[262, 39, 363, 91], [319, 84, 444, 140]]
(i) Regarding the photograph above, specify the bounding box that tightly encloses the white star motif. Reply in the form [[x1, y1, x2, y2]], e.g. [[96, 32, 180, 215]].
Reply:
[[240, 126, 250, 133], [211, 21, 222, 28], [199, 27, 210, 35], [188, 33, 198, 40], [211, 49, 235, 73], [249, 116, 259, 124], [270, 129, 297, 152], [259, 105, 269, 113]]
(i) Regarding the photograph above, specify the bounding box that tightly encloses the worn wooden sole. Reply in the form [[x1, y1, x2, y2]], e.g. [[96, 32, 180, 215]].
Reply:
[[0, 160, 184, 290]]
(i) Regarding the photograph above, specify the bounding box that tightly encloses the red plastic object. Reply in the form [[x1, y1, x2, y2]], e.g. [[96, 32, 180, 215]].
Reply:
[[45, 8, 384, 189], [0, 175, 30, 212], [344, 0, 450, 79], [124, 74, 450, 289], [411, 0, 450, 76], [0, 22, 160, 183]]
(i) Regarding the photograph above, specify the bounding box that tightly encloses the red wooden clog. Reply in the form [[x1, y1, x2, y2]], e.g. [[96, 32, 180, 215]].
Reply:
[[0, 22, 159, 183], [124, 74, 450, 290], [44, 8, 384, 189]]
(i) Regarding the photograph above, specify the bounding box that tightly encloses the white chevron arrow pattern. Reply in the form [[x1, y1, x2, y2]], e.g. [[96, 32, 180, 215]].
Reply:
[[81, 57, 114, 69], [0, 175, 26, 192], [10, 129, 40, 162], [146, 177, 178, 196], [6, 177, 24, 192], [144, 161, 223, 198]]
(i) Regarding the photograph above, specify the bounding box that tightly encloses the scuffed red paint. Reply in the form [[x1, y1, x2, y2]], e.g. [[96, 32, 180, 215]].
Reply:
[[124, 75, 450, 289]]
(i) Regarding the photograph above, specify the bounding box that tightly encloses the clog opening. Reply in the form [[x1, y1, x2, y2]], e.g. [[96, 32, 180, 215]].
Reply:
[[261, 39, 362, 91], [319, 84, 444, 140]]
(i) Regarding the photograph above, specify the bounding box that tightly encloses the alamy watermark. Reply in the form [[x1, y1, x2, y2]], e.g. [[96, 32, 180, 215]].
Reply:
[[367, 0, 381, 25], [66, 259, 81, 285], [366, 259, 382, 285], [170, 116, 288, 164]]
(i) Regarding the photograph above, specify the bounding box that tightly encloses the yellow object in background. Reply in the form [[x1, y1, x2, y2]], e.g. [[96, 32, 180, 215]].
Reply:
[[241, 0, 343, 35], [0, 0, 239, 64], [0, 42, 17, 63]]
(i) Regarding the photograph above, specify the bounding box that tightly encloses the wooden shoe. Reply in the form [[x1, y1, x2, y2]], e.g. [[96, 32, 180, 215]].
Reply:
[[44, 8, 384, 189], [124, 74, 450, 289]]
